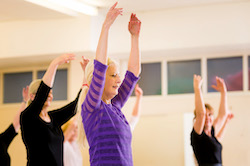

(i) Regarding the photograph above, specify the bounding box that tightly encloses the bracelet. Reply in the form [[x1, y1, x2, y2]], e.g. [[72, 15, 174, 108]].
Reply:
[[82, 84, 89, 88]]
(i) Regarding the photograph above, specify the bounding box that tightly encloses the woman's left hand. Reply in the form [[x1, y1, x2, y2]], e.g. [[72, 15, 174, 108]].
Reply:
[[211, 76, 227, 94], [128, 13, 141, 37]]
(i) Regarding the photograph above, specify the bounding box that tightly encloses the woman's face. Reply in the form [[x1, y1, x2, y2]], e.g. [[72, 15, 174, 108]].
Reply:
[[44, 90, 53, 107], [31, 89, 53, 107], [103, 64, 121, 100], [204, 108, 214, 129]]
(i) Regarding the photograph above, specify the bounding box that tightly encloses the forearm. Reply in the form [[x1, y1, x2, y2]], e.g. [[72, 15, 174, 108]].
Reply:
[[194, 88, 206, 117], [132, 96, 142, 116], [42, 60, 58, 87], [95, 24, 110, 65], [218, 92, 228, 116], [128, 36, 141, 77], [13, 102, 26, 133], [216, 118, 229, 142]]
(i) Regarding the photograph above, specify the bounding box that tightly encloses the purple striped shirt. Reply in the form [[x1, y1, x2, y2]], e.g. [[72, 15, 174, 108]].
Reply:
[[81, 60, 139, 166]]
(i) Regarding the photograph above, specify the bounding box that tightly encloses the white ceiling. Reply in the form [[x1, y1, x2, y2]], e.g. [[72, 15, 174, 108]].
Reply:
[[0, 0, 249, 22]]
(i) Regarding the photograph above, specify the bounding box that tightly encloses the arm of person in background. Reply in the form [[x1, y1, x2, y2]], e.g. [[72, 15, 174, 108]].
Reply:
[[13, 86, 29, 133], [42, 53, 75, 87], [129, 84, 143, 131], [63, 119, 78, 143], [80, 56, 90, 87], [193, 75, 206, 135], [95, 2, 123, 64], [212, 77, 230, 138], [127, 13, 141, 77], [216, 112, 234, 142]]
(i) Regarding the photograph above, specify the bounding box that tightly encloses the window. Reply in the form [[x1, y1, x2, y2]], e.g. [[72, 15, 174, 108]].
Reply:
[[167, 60, 201, 94], [37, 69, 68, 100], [137, 63, 161, 96], [207, 57, 243, 92], [3, 72, 32, 103]]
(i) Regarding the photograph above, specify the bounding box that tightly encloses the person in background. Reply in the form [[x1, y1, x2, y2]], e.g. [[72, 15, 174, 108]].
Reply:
[[62, 117, 82, 166], [20, 54, 83, 166], [0, 86, 29, 166], [129, 84, 143, 131], [77, 2, 141, 165], [191, 75, 234, 166]]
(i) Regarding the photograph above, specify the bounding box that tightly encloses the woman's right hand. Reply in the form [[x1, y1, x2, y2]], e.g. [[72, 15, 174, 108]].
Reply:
[[135, 84, 143, 97], [22, 86, 29, 103], [54, 53, 76, 66], [103, 2, 123, 28], [193, 74, 202, 90], [80, 56, 90, 72]]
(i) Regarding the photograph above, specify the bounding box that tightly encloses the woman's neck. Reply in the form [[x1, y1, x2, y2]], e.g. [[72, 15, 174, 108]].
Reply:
[[102, 94, 111, 104], [204, 126, 212, 137], [39, 107, 51, 122]]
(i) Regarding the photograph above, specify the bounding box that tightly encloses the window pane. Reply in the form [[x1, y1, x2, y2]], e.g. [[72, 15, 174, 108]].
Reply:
[[207, 57, 242, 92], [137, 63, 161, 96], [167, 60, 201, 94], [38, 69, 68, 100], [4, 72, 32, 103]]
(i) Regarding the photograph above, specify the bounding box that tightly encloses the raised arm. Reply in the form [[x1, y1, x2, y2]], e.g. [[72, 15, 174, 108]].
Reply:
[[216, 112, 234, 142], [193, 75, 206, 135], [80, 56, 90, 88], [131, 84, 143, 117], [129, 84, 143, 131], [43, 53, 75, 87], [212, 77, 229, 136], [95, 2, 123, 64], [128, 13, 141, 77], [13, 86, 29, 133]]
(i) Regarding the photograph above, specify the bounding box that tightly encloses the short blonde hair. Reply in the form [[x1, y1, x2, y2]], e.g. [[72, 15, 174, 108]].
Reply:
[[194, 103, 214, 119], [27, 79, 42, 105]]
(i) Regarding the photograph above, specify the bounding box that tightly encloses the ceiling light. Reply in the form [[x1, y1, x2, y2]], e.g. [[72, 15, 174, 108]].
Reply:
[[25, 0, 98, 16]]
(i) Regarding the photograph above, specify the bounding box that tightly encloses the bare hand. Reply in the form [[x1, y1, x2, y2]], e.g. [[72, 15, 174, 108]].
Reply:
[[211, 76, 227, 93], [22, 86, 29, 102], [104, 2, 123, 28], [193, 74, 203, 90], [55, 53, 76, 66], [135, 84, 143, 97], [128, 13, 141, 36], [225, 112, 234, 123], [80, 56, 90, 72]]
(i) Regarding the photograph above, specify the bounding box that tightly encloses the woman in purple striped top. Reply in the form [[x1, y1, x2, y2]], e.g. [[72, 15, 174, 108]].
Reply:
[[77, 2, 141, 166]]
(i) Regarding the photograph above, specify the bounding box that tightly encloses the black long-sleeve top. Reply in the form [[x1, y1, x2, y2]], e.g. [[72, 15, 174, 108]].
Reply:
[[0, 124, 18, 166], [20, 81, 81, 166]]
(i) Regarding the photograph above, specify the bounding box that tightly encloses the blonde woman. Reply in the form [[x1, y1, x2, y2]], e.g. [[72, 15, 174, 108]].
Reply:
[[191, 75, 234, 166], [62, 117, 82, 166], [20, 54, 83, 166], [0, 86, 29, 166], [77, 2, 141, 165]]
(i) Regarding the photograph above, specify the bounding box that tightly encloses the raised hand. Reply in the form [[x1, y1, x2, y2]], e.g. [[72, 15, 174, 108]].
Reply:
[[227, 112, 234, 121], [193, 74, 203, 90], [80, 56, 90, 72], [128, 13, 141, 37], [55, 53, 76, 66], [22, 86, 29, 103], [104, 2, 123, 28], [211, 76, 227, 94], [135, 84, 143, 97]]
